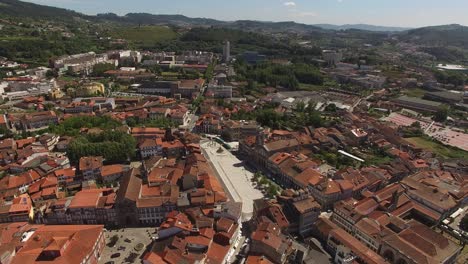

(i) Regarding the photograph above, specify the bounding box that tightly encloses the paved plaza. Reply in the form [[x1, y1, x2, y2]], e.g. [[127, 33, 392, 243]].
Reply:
[[99, 227, 154, 264], [201, 140, 264, 221]]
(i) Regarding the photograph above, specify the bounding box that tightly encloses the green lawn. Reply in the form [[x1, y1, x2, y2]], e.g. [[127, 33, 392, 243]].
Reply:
[[110, 26, 177, 47], [406, 137, 468, 159], [402, 87, 427, 98]]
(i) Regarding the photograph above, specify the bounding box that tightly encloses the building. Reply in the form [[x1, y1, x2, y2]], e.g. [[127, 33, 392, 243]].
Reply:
[[250, 219, 294, 264], [176, 79, 205, 99], [79, 156, 103, 181], [283, 193, 321, 237], [0, 194, 34, 223], [206, 85, 233, 98], [424, 91, 463, 104], [242, 52, 266, 64], [168, 105, 190, 126], [14, 111, 59, 131], [115, 169, 178, 226], [9, 225, 106, 264], [67, 189, 117, 226], [139, 138, 164, 159], [222, 120, 259, 141], [73, 82, 105, 97], [137, 81, 176, 96], [392, 96, 442, 113], [72, 97, 116, 112], [101, 164, 125, 184], [223, 40, 231, 62], [322, 50, 343, 66]]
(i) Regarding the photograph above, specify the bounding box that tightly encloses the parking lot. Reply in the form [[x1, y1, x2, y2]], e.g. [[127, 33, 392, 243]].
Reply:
[[384, 113, 468, 151], [99, 228, 154, 264]]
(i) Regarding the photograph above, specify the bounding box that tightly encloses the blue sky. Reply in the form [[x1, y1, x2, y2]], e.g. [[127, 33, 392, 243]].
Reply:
[[23, 0, 468, 27]]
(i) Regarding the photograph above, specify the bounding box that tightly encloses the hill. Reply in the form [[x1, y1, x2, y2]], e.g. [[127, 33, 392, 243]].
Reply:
[[97, 13, 225, 27], [109, 25, 178, 48], [402, 24, 468, 48], [314, 23, 410, 32], [0, 0, 87, 21]]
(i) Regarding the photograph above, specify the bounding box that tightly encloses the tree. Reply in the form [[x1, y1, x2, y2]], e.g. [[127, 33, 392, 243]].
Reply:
[[247, 80, 257, 90], [410, 121, 422, 129], [92, 63, 116, 76], [267, 184, 279, 198], [46, 70, 58, 79], [460, 214, 468, 232], [108, 235, 119, 247], [324, 103, 337, 112], [433, 106, 449, 122]]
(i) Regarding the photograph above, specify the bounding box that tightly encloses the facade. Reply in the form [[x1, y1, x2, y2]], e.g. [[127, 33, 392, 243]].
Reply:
[[137, 81, 176, 96], [17, 111, 59, 131], [139, 138, 163, 159], [392, 96, 442, 113], [115, 169, 178, 226], [101, 164, 125, 183], [42, 189, 118, 226], [223, 40, 231, 62], [206, 85, 233, 98], [73, 82, 105, 97], [323, 50, 343, 66]]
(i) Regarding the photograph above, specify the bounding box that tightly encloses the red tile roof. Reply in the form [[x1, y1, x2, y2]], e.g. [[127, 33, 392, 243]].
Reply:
[[10, 225, 104, 264]]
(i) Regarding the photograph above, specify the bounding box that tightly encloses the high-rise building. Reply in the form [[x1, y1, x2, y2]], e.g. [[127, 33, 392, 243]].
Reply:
[[223, 40, 231, 62]]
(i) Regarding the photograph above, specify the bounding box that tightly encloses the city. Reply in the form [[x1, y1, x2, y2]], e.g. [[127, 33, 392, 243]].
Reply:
[[0, 0, 467, 264]]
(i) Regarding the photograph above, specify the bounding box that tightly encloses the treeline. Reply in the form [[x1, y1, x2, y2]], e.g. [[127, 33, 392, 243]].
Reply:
[[153, 27, 321, 58], [68, 130, 136, 164], [0, 35, 103, 64], [232, 102, 324, 130], [235, 61, 323, 90], [433, 70, 467, 87], [49, 116, 121, 137]]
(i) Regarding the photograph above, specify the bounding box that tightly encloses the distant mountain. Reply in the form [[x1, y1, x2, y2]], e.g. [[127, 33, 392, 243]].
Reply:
[[401, 24, 468, 48], [0, 0, 87, 21], [2, 0, 468, 48], [227, 20, 327, 34], [97, 13, 225, 27], [314, 24, 411, 32]]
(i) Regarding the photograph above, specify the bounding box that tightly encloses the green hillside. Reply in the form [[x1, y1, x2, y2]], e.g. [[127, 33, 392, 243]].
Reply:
[[109, 26, 178, 48]]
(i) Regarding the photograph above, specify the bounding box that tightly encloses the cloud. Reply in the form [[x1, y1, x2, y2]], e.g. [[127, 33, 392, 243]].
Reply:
[[297, 11, 318, 17], [283, 1, 296, 7]]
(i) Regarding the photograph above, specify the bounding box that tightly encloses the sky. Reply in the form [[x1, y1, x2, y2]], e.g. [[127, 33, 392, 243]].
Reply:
[[22, 0, 468, 28]]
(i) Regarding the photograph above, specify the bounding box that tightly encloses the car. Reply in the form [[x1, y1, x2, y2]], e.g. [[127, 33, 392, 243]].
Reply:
[[110, 253, 121, 258], [117, 246, 126, 251], [105, 261, 115, 264]]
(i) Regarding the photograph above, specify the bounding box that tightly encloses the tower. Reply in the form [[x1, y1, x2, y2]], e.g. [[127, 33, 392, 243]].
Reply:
[[223, 40, 231, 63]]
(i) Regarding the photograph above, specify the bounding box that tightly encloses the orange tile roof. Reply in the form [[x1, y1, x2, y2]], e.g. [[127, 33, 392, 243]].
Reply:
[[9, 194, 32, 214], [69, 188, 113, 209], [206, 242, 229, 264], [79, 156, 103, 171], [10, 225, 104, 264], [246, 255, 275, 264], [143, 252, 165, 264], [101, 164, 124, 177]]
